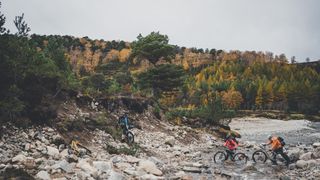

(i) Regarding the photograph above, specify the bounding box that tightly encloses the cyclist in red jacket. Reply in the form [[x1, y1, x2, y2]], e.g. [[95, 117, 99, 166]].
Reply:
[[224, 134, 239, 159]]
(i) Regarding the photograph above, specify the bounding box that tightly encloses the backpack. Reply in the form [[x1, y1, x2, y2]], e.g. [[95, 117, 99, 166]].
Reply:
[[278, 136, 286, 146]]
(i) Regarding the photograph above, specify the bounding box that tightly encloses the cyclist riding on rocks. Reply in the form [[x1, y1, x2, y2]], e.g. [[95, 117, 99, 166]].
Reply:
[[265, 135, 290, 166]]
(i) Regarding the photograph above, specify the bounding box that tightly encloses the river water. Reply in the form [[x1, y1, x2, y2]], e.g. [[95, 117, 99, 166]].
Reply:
[[229, 117, 320, 145]]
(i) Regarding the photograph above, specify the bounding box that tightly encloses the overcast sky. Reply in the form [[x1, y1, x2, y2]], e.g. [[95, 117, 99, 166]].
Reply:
[[2, 0, 320, 62]]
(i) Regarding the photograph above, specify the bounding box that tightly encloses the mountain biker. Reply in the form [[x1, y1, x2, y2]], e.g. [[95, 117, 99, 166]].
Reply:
[[265, 135, 290, 166], [118, 113, 130, 141], [224, 134, 239, 159]]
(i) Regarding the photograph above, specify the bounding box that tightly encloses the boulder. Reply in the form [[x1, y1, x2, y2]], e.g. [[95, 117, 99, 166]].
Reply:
[[66, 154, 78, 163], [12, 154, 26, 164], [46, 146, 59, 158], [164, 136, 175, 147], [24, 157, 36, 169], [313, 147, 320, 159], [296, 160, 308, 169], [126, 156, 140, 163], [109, 170, 126, 180], [92, 161, 112, 173], [36, 170, 51, 180], [76, 159, 98, 177], [138, 160, 163, 176], [115, 162, 132, 170], [299, 152, 314, 161], [288, 148, 303, 162], [51, 160, 75, 173], [59, 149, 69, 159], [312, 142, 320, 148]]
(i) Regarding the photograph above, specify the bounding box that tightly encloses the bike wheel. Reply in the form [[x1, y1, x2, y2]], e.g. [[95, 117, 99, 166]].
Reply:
[[213, 151, 227, 164], [233, 152, 248, 165], [126, 131, 134, 145], [252, 150, 267, 163]]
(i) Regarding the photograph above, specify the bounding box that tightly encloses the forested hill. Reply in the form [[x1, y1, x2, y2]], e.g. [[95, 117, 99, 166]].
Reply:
[[1, 32, 319, 126], [0, 6, 320, 126]]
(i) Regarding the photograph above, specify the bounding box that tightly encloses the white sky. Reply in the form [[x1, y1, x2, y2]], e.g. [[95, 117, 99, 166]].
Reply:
[[2, 0, 320, 62]]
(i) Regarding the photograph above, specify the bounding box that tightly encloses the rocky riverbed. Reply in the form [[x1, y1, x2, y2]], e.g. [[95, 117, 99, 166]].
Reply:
[[0, 117, 320, 180], [230, 117, 320, 145]]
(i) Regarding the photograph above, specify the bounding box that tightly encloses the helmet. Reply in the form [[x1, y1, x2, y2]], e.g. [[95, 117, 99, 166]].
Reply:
[[267, 135, 272, 140]]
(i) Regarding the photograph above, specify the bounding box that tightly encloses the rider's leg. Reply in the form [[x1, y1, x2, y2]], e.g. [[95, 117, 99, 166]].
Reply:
[[271, 149, 278, 165], [278, 148, 290, 166], [226, 149, 234, 160]]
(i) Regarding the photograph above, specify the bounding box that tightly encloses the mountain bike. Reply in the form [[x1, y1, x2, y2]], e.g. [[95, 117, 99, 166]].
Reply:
[[252, 144, 275, 163], [123, 125, 134, 145], [118, 115, 135, 145], [213, 148, 248, 165]]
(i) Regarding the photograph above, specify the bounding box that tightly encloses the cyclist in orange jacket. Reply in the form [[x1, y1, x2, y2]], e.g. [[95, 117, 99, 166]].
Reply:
[[266, 135, 290, 166]]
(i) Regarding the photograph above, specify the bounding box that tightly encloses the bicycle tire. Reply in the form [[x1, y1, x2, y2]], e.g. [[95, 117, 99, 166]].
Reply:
[[233, 152, 248, 165], [213, 151, 227, 164], [126, 131, 134, 145], [252, 150, 267, 163]]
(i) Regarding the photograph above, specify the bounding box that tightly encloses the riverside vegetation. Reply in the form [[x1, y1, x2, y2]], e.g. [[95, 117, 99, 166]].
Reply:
[[0, 2, 320, 179]]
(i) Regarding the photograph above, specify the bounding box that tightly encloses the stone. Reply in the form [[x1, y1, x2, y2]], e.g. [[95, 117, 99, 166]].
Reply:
[[76, 159, 98, 177], [164, 136, 175, 147], [115, 162, 132, 170], [296, 160, 308, 169], [313, 147, 320, 158], [313, 142, 320, 148], [182, 166, 202, 173], [24, 157, 36, 169], [36, 170, 51, 180], [126, 156, 140, 163], [306, 159, 317, 168], [148, 156, 164, 166], [25, 143, 31, 151], [109, 170, 126, 180], [288, 148, 302, 162], [299, 152, 314, 161], [46, 146, 59, 158], [138, 160, 163, 176], [12, 154, 26, 164], [242, 162, 257, 171], [52, 134, 65, 145], [140, 174, 164, 180], [279, 175, 291, 180], [52, 160, 75, 173], [59, 149, 69, 159], [66, 154, 78, 163], [92, 161, 112, 173]]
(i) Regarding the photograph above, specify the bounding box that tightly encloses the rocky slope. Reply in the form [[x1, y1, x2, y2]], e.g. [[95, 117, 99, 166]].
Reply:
[[1, 115, 320, 180]]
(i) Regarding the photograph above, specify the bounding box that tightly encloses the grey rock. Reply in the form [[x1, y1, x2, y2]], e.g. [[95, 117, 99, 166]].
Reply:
[[12, 154, 26, 164], [76, 159, 98, 177], [182, 166, 202, 173], [313, 142, 320, 148], [46, 146, 59, 158], [164, 136, 175, 147], [52, 160, 75, 173], [36, 170, 51, 180], [296, 160, 308, 168], [138, 160, 163, 176], [140, 174, 164, 180], [313, 147, 320, 158], [299, 152, 313, 161], [109, 170, 126, 180], [125, 156, 140, 163], [66, 154, 78, 163], [92, 161, 112, 173]]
